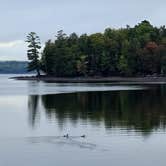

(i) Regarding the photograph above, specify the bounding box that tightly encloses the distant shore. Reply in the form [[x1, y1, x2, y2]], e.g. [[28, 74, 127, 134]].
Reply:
[[11, 75, 166, 83]]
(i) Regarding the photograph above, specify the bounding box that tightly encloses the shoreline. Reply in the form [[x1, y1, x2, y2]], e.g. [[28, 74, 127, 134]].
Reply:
[[11, 75, 166, 83]]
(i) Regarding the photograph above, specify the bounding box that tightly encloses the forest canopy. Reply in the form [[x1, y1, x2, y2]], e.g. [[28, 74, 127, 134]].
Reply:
[[38, 20, 166, 77]]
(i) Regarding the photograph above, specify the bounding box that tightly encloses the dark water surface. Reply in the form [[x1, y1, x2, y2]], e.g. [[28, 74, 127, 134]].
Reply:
[[1, 75, 166, 166]]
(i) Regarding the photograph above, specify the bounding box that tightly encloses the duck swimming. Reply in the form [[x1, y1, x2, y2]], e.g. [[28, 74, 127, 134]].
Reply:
[[63, 134, 69, 138], [63, 134, 86, 138]]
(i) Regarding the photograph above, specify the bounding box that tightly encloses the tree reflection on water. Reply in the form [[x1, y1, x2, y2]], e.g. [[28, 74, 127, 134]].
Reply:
[[28, 85, 166, 135]]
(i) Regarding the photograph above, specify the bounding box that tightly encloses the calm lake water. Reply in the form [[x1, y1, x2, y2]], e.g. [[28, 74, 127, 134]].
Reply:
[[1, 75, 166, 166]]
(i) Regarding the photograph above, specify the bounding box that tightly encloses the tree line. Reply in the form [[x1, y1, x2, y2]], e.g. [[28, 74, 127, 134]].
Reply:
[[26, 20, 166, 77], [0, 61, 28, 74]]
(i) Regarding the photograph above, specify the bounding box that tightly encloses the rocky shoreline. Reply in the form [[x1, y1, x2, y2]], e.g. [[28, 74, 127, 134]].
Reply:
[[11, 75, 166, 83]]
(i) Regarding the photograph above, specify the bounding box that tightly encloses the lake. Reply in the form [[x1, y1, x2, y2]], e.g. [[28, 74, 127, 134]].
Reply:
[[1, 74, 166, 166]]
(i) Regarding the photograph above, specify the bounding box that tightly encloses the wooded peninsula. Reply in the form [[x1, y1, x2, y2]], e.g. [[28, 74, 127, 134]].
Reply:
[[21, 20, 166, 80]]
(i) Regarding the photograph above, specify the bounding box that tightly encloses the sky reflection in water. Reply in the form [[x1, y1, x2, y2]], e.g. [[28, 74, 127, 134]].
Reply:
[[1, 75, 166, 166]]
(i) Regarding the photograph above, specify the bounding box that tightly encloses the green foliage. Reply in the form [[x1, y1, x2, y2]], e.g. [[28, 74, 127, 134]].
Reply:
[[26, 32, 41, 76], [40, 20, 166, 77]]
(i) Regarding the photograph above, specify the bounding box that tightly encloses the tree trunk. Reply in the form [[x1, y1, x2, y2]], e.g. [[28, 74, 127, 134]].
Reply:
[[36, 69, 40, 77]]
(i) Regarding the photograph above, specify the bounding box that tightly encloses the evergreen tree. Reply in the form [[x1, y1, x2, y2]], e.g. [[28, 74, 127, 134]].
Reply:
[[26, 32, 41, 76]]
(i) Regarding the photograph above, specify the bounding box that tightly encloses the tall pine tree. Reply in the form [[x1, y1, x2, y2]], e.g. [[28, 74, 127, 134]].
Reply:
[[26, 32, 41, 76]]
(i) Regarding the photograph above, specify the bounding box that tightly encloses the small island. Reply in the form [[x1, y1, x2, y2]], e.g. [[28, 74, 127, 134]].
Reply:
[[14, 20, 166, 83]]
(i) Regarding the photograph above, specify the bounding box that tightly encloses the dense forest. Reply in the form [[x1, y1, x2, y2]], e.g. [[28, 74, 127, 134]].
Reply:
[[30, 20, 166, 77], [0, 61, 28, 74]]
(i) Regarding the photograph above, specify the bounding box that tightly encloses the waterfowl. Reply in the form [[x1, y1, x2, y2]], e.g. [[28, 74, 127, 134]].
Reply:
[[63, 134, 85, 138], [63, 134, 69, 138]]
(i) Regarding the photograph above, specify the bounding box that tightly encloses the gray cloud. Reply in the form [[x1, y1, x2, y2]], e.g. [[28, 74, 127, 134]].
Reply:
[[0, 0, 165, 60]]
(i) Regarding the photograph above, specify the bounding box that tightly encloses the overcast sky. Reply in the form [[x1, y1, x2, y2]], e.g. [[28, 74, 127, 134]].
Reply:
[[0, 0, 165, 61]]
